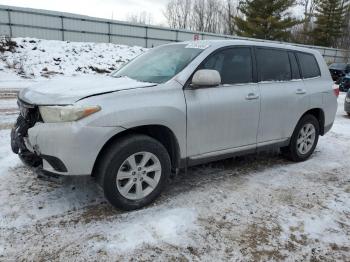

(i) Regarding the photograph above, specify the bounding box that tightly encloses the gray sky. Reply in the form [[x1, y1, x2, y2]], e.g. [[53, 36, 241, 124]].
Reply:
[[0, 0, 169, 25]]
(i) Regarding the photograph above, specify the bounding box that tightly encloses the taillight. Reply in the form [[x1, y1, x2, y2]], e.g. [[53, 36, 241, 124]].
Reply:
[[333, 83, 340, 97]]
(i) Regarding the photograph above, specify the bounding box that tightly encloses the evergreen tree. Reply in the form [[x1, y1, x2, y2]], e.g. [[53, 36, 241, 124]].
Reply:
[[313, 0, 347, 47], [234, 0, 301, 41]]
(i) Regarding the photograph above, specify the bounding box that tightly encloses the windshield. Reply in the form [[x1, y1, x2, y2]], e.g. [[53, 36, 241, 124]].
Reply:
[[329, 63, 346, 70], [111, 44, 204, 83]]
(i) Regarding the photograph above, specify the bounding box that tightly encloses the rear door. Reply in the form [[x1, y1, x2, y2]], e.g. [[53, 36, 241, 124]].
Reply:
[[185, 46, 260, 156], [256, 48, 309, 144]]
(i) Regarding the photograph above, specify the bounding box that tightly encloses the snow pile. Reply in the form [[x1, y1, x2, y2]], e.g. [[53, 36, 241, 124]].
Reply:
[[0, 37, 146, 81]]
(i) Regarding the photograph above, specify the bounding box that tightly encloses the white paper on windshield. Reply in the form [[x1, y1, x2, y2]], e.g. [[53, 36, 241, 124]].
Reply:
[[185, 42, 210, 49]]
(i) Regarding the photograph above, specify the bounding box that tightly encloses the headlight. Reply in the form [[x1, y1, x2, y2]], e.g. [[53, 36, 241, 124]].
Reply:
[[39, 105, 101, 123]]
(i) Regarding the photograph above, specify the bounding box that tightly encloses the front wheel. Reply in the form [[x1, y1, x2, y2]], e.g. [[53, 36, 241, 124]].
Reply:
[[281, 114, 320, 162], [97, 135, 171, 210]]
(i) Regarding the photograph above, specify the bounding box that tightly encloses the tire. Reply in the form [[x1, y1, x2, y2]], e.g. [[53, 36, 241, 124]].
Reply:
[[347, 112, 350, 116], [281, 114, 320, 162], [96, 135, 171, 210]]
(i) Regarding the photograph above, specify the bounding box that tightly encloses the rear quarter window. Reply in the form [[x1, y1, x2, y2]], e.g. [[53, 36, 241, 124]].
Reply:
[[297, 53, 321, 79]]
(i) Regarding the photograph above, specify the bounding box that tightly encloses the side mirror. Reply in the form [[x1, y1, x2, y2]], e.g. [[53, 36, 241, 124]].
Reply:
[[191, 69, 221, 88]]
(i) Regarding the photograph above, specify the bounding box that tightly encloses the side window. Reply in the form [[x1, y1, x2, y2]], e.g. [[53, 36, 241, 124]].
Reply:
[[200, 47, 253, 85], [297, 52, 321, 79], [288, 52, 301, 80], [257, 48, 291, 81]]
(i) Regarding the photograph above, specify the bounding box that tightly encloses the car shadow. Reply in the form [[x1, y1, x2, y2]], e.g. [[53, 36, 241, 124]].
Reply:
[[164, 151, 292, 199], [13, 150, 294, 222]]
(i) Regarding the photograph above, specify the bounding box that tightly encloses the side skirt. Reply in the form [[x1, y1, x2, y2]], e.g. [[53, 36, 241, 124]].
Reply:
[[184, 138, 290, 168]]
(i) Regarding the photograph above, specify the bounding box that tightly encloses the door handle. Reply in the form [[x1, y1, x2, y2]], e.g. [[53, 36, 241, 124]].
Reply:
[[246, 93, 259, 100], [296, 89, 307, 95]]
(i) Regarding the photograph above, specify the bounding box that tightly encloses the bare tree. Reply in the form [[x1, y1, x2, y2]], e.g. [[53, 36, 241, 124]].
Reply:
[[192, 0, 230, 33], [126, 11, 154, 25], [296, 0, 320, 43], [192, 0, 206, 31], [221, 0, 238, 34], [299, 0, 320, 20], [164, 0, 239, 34], [206, 0, 225, 33], [164, 0, 193, 29]]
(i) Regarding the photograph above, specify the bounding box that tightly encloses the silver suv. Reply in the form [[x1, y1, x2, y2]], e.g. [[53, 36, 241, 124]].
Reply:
[[11, 40, 338, 210]]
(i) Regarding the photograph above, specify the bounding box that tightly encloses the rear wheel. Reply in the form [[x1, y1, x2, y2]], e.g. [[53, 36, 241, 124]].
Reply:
[[96, 135, 171, 210], [281, 114, 320, 162]]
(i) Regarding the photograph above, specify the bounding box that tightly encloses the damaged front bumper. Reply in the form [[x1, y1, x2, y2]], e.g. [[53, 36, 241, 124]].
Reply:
[[11, 99, 125, 176], [25, 122, 124, 175], [11, 101, 43, 168]]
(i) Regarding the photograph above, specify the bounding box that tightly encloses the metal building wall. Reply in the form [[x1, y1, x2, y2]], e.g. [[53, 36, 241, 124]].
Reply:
[[0, 4, 349, 63]]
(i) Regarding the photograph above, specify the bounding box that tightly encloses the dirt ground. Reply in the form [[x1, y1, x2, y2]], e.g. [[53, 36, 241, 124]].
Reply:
[[0, 94, 349, 261]]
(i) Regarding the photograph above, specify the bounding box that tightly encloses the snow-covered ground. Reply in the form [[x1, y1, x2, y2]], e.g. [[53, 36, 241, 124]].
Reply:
[[0, 38, 349, 260], [0, 91, 349, 260], [0, 38, 145, 90]]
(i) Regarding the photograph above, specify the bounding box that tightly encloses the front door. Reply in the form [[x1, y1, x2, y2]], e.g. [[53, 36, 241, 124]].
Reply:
[[185, 47, 260, 157]]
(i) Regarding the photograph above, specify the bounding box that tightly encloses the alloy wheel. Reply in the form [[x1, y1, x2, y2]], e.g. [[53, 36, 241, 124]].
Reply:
[[297, 123, 316, 155], [116, 152, 162, 200]]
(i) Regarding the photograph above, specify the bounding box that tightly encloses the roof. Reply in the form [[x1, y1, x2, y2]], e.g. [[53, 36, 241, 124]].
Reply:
[[174, 39, 321, 55]]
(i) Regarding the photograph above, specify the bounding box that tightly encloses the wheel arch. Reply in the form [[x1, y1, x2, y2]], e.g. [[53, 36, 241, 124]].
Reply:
[[92, 125, 182, 177], [300, 108, 325, 135]]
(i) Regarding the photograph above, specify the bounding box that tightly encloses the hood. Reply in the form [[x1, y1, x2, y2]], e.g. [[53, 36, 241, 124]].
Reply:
[[19, 75, 157, 105]]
